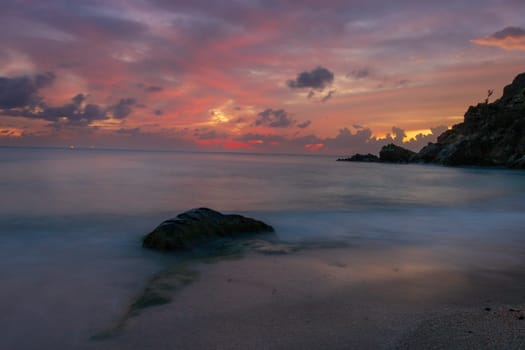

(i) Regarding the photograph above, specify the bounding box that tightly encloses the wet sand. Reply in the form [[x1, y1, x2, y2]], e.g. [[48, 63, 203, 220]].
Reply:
[[93, 243, 525, 349]]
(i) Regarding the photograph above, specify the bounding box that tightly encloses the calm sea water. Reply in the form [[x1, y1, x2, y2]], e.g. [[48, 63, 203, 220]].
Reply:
[[1, 147, 525, 349]]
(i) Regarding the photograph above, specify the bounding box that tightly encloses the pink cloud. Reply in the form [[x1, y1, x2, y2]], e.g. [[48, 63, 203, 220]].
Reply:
[[471, 27, 525, 51], [1, 1, 525, 154]]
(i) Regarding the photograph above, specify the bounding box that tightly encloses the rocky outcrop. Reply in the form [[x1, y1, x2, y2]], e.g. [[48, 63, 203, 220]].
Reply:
[[337, 144, 417, 163], [337, 153, 379, 162], [379, 144, 418, 163], [143, 208, 274, 251], [339, 72, 525, 168]]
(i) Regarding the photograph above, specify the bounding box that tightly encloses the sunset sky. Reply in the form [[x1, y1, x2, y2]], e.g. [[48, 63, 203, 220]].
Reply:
[[0, 0, 524, 154]]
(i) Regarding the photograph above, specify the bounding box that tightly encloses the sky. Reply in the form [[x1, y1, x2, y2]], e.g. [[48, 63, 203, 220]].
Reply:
[[0, 0, 524, 155]]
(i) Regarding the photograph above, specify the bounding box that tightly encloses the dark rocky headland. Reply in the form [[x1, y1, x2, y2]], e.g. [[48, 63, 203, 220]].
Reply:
[[338, 72, 525, 168]]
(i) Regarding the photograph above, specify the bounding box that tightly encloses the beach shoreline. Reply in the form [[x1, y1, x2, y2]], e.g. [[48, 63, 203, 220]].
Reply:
[[91, 244, 525, 349]]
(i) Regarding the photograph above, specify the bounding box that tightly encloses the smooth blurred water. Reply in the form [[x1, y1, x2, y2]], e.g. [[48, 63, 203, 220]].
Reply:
[[2, 147, 525, 246], [2, 147, 525, 214], [1, 147, 525, 349]]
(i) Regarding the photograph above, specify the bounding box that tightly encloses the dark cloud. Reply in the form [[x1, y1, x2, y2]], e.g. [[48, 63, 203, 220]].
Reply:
[[347, 68, 371, 79], [307, 90, 315, 99], [137, 83, 164, 93], [4, 94, 106, 127], [71, 93, 85, 106], [471, 26, 525, 50], [324, 127, 375, 151], [297, 120, 312, 129], [145, 85, 164, 93], [321, 89, 336, 103], [391, 126, 406, 142], [34, 72, 56, 88], [115, 127, 141, 135], [0, 72, 55, 109], [255, 108, 295, 128], [109, 98, 136, 119], [154, 109, 164, 115], [287, 66, 334, 91], [1, 75, 137, 128], [492, 26, 525, 39], [194, 129, 229, 140], [254, 108, 312, 129]]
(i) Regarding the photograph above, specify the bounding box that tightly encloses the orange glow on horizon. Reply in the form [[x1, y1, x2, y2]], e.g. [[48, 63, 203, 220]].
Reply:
[[0, 127, 24, 138], [404, 129, 433, 142], [305, 143, 324, 152]]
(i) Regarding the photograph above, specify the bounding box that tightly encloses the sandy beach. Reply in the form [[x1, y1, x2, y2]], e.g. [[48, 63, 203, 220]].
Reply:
[[90, 242, 525, 350]]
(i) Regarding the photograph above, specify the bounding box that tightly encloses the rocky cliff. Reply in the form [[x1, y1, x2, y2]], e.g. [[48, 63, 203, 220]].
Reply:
[[339, 72, 525, 168], [419, 72, 525, 168]]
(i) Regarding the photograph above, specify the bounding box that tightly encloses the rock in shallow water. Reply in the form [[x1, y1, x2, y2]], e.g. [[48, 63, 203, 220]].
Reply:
[[337, 153, 380, 162], [143, 208, 274, 251]]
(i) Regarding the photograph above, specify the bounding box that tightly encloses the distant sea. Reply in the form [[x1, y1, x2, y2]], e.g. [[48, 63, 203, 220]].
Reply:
[[1, 147, 525, 349]]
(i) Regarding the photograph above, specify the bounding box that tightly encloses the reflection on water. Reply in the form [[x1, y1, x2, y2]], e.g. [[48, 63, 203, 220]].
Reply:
[[0, 148, 524, 349]]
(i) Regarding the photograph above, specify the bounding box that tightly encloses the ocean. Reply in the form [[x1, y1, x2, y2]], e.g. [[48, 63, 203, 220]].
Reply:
[[1, 147, 525, 349]]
